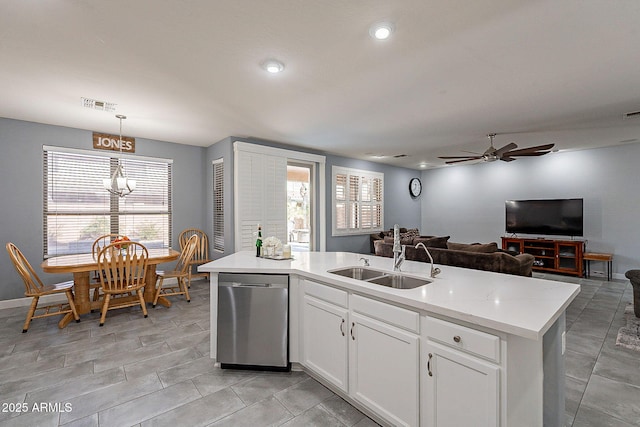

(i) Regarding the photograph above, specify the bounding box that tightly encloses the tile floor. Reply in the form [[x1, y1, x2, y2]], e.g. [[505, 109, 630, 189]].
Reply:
[[0, 273, 638, 426]]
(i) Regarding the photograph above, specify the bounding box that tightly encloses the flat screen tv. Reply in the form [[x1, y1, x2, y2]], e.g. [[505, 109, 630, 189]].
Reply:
[[505, 198, 584, 236]]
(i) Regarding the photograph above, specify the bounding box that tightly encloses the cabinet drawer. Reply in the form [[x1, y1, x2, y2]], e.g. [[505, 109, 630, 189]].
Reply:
[[304, 280, 348, 308], [351, 294, 419, 333], [424, 316, 500, 363]]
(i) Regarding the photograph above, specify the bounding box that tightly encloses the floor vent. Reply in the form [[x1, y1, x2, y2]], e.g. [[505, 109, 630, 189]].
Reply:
[[81, 97, 117, 112]]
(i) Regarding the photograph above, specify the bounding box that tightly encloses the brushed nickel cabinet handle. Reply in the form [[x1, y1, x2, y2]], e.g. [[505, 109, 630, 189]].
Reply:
[[427, 353, 433, 377], [340, 318, 345, 336], [453, 335, 461, 343]]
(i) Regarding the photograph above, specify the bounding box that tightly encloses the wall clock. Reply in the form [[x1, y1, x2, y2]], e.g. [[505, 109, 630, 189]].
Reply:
[[409, 178, 422, 198]]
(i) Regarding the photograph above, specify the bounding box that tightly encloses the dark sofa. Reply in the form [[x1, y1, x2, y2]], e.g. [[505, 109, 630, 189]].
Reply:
[[374, 237, 535, 277], [369, 227, 422, 253]]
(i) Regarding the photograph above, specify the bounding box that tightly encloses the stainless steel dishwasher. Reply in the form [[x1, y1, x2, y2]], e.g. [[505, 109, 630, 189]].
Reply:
[[217, 273, 290, 371]]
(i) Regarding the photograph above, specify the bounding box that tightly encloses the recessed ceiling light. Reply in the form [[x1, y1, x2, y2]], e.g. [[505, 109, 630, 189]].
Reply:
[[261, 59, 285, 74], [369, 22, 394, 40]]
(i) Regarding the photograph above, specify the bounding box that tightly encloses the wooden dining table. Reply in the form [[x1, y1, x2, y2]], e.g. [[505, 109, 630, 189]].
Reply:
[[41, 248, 180, 327]]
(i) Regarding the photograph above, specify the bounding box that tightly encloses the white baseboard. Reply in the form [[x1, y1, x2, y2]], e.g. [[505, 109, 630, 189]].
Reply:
[[0, 278, 182, 311], [0, 293, 68, 310]]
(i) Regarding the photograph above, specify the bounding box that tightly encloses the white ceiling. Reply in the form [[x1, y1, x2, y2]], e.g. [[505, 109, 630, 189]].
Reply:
[[2, 0, 640, 169]]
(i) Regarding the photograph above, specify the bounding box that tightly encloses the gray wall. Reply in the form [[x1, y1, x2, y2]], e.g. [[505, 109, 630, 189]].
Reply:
[[420, 142, 640, 277], [0, 118, 206, 301], [205, 137, 234, 260]]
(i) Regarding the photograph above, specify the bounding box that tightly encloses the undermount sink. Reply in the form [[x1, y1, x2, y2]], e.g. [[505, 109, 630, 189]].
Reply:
[[327, 267, 432, 290], [368, 274, 431, 290], [328, 267, 387, 281]]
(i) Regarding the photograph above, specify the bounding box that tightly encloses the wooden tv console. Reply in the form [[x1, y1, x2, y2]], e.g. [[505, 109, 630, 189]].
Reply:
[[502, 237, 585, 277]]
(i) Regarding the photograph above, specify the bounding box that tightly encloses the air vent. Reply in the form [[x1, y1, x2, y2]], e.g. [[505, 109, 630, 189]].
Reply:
[[81, 97, 117, 112], [393, 154, 408, 158], [623, 110, 640, 119]]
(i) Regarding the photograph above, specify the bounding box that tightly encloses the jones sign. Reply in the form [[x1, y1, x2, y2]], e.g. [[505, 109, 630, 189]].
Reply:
[[93, 132, 136, 153]]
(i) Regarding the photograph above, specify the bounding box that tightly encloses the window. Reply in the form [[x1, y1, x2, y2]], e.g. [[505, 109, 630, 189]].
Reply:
[[212, 158, 224, 252], [43, 146, 172, 257], [332, 166, 383, 235]]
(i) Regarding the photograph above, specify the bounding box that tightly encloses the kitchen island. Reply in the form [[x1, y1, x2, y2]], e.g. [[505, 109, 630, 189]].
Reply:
[[200, 251, 580, 427]]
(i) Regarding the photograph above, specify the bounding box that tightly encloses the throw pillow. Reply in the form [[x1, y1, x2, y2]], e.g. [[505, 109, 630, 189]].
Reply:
[[414, 236, 450, 249]]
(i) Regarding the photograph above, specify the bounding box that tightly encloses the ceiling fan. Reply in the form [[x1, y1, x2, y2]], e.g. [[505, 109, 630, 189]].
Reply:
[[439, 134, 555, 164]]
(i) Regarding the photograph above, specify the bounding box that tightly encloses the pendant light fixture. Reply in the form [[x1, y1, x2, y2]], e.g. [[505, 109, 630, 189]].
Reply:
[[103, 114, 136, 197]]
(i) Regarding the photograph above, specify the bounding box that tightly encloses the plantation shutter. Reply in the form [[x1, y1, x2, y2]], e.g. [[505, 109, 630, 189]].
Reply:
[[234, 147, 287, 250], [212, 159, 225, 252], [332, 166, 383, 236]]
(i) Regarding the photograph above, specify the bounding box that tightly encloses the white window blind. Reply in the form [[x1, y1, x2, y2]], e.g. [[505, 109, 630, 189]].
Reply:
[[43, 147, 172, 257], [212, 159, 224, 252], [332, 166, 383, 236]]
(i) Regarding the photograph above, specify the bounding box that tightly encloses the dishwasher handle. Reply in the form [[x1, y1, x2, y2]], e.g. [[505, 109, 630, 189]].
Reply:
[[218, 281, 288, 289]]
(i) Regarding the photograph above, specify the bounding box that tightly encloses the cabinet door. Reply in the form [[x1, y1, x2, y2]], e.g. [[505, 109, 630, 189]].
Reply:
[[350, 312, 419, 427], [302, 295, 349, 392], [423, 341, 499, 427], [556, 242, 579, 273], [501, 238, 522, 254]]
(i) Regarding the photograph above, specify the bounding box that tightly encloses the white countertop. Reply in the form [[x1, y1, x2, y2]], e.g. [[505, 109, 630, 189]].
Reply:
[[199, 251, 580, 340]]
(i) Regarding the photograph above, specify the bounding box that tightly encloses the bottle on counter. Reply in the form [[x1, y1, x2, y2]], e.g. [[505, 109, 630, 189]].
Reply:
[[256, 225, 262, 257]]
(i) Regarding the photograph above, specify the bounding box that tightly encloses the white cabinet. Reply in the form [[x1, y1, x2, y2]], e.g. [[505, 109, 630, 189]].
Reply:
[[423, 341, 499, 427], [350, 311, 420, 427], [421, 317, 501, 427], [302, 295, 349, 391], [302, 280, 349, 392], [301, 280, 420, 426]]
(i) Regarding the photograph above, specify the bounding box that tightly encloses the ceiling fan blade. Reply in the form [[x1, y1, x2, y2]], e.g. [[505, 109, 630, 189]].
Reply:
[[503, 144, 555, 156], [499, 156, 517, 162], [494, 142, 518, 157], [444, 157, 482, 164], [505, 151, 551, 157], [438, 155, 483, 160]]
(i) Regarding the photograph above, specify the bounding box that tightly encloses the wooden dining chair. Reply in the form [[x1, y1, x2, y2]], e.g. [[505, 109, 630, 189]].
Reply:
[[90, 234, 126, 302], [178, 228, 211, 286], [96, 241, 149, 326], [153, 234, 199, 306], [6, 242, 80, 332]]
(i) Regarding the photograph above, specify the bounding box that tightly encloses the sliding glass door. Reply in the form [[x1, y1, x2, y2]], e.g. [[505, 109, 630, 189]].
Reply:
[[287, 162, 313, 252]]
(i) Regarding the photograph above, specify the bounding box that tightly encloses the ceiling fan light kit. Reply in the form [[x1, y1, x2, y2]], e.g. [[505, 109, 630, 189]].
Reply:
[[439, 133, 555, 165]]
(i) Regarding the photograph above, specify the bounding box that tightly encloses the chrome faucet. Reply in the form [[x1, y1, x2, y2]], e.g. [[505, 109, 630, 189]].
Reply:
[[415, 242, 441, 278], [394, 245, 406, 271], [359, 257, 370, 267], [392, 224, 405, 271]]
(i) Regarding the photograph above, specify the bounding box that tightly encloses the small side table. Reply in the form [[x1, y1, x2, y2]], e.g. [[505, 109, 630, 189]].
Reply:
[[584, 252, 613, 281]]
